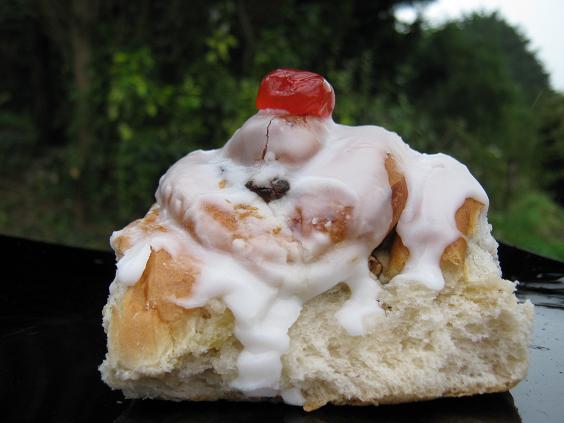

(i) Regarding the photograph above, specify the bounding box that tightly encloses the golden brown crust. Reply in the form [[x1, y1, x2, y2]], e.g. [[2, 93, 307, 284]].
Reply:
[[384, 154, 408, 231], [203, 203, 238, 232], [384, 198, 484, 280], [234, 203, 263, 220], [112, 207, 167, 257], [112, 235, 131, 258], [314, 206, 353, 243], [288, 205, 352, 244], [386, 234, 410, 279], [108, 249, 200, 369]]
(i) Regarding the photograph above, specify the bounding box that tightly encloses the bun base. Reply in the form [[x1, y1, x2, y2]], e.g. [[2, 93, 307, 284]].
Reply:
[[100, 216, 533, 410]]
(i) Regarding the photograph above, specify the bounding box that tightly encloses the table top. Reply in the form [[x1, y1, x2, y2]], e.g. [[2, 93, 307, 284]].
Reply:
[[1, 235, 562, 423]]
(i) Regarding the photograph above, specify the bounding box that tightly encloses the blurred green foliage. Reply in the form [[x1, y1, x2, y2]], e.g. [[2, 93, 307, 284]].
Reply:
[[0, 0, 562, 260], [490, 190, 564, 259]]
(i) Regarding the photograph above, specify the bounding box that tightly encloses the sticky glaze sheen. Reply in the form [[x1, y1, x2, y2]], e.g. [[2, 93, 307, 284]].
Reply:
[[110, 111, 489, 404]]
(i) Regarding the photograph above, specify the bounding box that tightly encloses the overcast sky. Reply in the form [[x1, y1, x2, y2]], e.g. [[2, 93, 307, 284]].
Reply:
[[396, 0, 564, 92]]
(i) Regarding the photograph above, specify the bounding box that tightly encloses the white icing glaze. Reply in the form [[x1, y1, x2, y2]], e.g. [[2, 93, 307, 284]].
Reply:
[[115, 241, 151, 286], [281, 387, 305, 406], [393, 153, 488, 289], [111, 109, 489, 404]]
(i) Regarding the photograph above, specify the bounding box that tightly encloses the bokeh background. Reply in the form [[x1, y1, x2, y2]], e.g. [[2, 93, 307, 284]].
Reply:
[[1, 0, 563, 259]]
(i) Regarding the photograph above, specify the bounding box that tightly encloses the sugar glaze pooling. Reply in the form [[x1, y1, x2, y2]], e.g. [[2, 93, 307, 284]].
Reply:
[[110, 74, 488, 405]]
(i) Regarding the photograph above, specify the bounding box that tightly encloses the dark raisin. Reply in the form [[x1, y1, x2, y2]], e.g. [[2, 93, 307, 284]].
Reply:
[[245, 178, 290, 203], [271, 178, 290, 197]]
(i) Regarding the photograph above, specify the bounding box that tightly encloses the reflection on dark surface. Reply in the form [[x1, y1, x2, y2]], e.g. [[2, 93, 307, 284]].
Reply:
[[1, 316, 123, 422], [0, 236, 123, 423], [499, 242, 564, 287], [0, 236, 563, 423]]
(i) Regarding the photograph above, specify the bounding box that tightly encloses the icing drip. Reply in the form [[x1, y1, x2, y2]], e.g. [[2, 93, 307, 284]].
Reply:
[[393, 153, 488, 289], [115, 241, 151, 286], [111, 111, 489, 403]]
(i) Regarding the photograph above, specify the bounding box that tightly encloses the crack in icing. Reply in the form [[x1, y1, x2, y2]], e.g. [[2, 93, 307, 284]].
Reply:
[[262, 117, 274, 160]]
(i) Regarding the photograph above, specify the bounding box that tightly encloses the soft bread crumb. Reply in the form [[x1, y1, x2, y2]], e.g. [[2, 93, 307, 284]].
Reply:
[[100, 214, 533, 409]]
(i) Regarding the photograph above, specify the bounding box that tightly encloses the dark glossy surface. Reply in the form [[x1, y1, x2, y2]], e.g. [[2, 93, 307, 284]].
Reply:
[[0, 236, 562, 423]]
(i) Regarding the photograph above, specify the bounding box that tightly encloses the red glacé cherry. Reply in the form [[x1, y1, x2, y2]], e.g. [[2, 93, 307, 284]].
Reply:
[[256, 69, 335, 118]]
